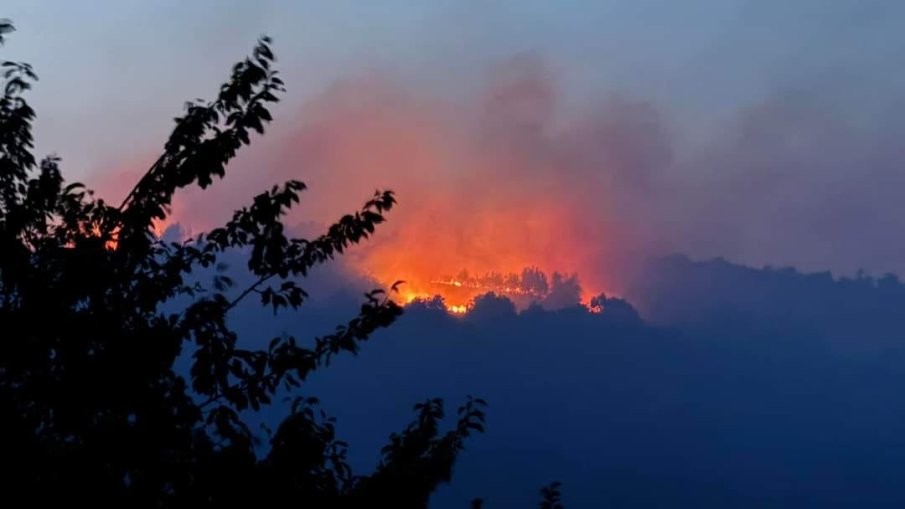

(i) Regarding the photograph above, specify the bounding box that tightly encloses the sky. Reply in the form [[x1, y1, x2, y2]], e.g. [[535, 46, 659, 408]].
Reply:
[[7, 3, 905, 506], [4, 0, 905, 281]]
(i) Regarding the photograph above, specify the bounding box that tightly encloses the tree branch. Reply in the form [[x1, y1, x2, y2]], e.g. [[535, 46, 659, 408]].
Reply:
[[226, 273, 273, 312], [117, 153, 166, 212]]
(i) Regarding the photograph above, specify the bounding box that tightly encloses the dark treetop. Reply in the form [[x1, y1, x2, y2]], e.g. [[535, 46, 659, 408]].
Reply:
[[0, 20, 556, 508]]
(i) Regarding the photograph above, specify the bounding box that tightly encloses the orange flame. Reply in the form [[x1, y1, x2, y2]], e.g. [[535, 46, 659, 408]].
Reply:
[[261, 60, 661, 313], [91, 56, 665, 315]]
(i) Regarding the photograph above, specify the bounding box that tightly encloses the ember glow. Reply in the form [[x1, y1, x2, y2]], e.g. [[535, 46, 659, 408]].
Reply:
[[398, 268, 584, 313], [262, 57, 667, 314], [95, 56, 668, 315], [355, 201, 610, 313]]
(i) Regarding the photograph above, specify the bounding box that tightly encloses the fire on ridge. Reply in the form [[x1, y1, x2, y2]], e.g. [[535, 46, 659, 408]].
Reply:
[[392, 267, 602, 315]]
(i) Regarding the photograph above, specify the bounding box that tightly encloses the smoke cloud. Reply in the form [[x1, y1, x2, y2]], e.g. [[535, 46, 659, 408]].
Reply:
[[250, 54, 675, 305], [92, 44, 905, 309]]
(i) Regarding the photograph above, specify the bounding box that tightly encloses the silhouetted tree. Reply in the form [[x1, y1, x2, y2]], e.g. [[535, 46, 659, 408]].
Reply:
[[0, 20, 501, 507], [539, 482, 565, 509]]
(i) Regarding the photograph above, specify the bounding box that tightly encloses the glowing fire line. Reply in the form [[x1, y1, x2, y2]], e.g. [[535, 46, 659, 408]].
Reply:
[[393, 268, 603, 316]]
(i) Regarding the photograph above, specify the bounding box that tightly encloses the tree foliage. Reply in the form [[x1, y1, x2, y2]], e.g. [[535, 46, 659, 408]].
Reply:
[[0, 20, 565, 508]]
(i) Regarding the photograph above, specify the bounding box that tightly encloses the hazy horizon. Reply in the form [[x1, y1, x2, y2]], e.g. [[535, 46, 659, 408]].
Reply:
[[5, 1, 905, 282], [4, 4, 905, 507]]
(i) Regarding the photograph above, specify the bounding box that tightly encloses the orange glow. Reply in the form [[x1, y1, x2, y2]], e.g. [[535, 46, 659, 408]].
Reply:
[[447, 304, 468, 314], [260, 63, 657, 314], [90, 57, 664, 316], [151, 219, 169, 239], [346, 189, 614, 312]]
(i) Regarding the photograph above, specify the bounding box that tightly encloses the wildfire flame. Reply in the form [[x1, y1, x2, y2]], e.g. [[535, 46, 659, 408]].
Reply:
[[447, 304, 468, 314], [94, 55, 661, 317], [376, 263, 601, 315], [274, 62, 654, 316]]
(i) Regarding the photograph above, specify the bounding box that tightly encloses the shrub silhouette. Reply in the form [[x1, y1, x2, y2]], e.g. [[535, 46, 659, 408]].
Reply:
[[0, 20, 539, 507]]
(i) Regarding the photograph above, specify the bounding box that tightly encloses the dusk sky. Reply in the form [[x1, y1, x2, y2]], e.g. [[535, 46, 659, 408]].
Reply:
[[6, 0, 905, 280], [7, 3, 905, 507]]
